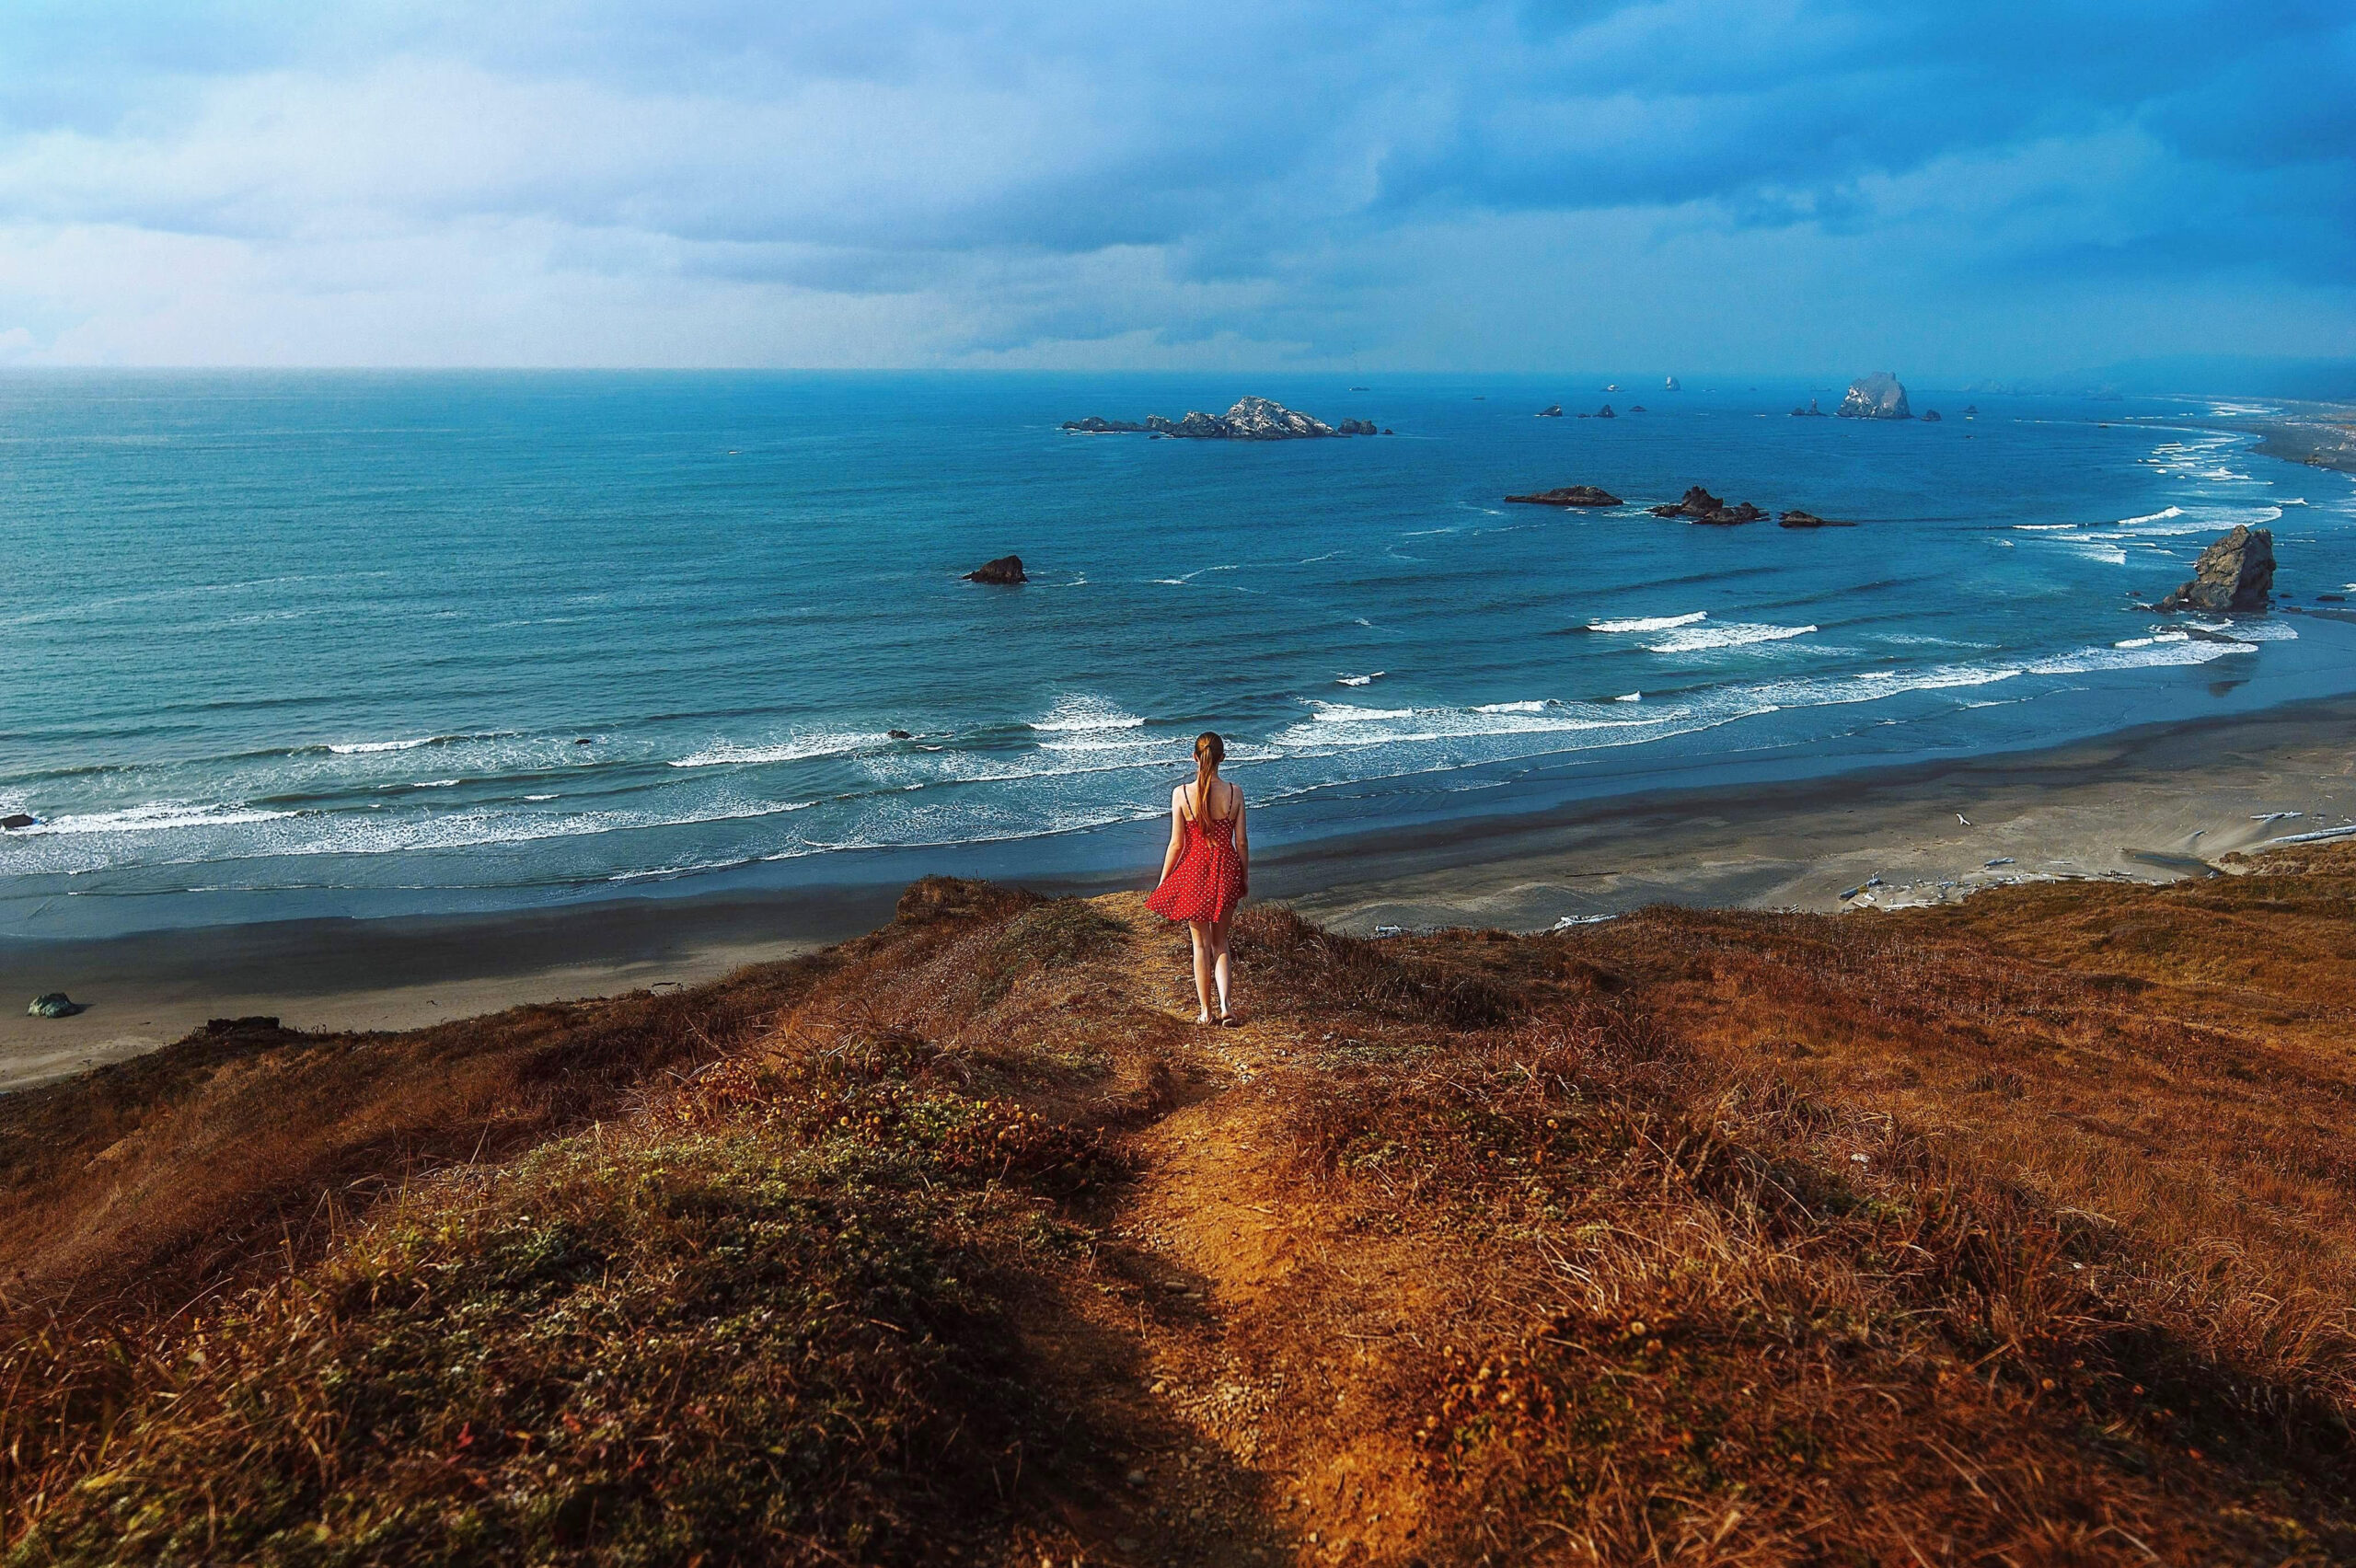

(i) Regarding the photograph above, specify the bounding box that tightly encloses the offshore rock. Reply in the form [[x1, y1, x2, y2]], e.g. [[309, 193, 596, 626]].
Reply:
[[1922, 409, 1943, 423], [2157, 526, 2275, 613], [1063, 397, 1369, 439], [1504, 485, 1624, 507], [1, 813, 33, 830], [1837, 373, 1911, 420], [1693, 502, 1767, 525], [1595, 404, 1617, 419], [1649, 485, 1725, 519], [1220, 397, 1332, 438], [964, 555, 1027, 585], [1536, 405, 1563, 418], [1790, 398, 1827, 417], [1779, 510, 1856, 528]]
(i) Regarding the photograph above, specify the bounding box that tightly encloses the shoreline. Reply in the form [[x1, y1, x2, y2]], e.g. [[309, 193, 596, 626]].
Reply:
[[2217, 398, 2356, 476], [6, 691, 2353, 1093]]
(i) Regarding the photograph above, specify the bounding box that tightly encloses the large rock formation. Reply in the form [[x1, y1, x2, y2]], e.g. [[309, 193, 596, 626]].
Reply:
[[1836, 373, 1911, 420], [1650, 485, 1725, 518], [964, 555, 1027, 585], [1647, 485, 1764, 524], [2157, 526, 2275, 613], [1504, 485, 1623, 507], [1062, 397, 1378, 441]]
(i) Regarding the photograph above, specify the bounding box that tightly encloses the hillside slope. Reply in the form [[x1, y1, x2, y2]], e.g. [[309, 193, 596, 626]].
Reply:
[[5, 852, 2355, 1565]]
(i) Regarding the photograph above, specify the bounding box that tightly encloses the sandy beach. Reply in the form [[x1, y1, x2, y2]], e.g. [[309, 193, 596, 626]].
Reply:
[[6, 694, 2352, 1094], [0, 895, 865, 1094], [2237, 399, 2356, 476], [1286, 691, 2356, 932]]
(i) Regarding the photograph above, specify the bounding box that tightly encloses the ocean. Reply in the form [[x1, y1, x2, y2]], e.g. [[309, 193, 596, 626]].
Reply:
[[5, 371, 2352, 939]]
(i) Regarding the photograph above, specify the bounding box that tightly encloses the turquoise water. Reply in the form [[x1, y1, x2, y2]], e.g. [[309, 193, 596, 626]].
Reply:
[[4, 372, 2352, 938]]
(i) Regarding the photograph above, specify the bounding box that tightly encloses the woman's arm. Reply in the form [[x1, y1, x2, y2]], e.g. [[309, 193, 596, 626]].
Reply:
[[1232, 789, 1249, 891], [1156, 790, 1185, 884]]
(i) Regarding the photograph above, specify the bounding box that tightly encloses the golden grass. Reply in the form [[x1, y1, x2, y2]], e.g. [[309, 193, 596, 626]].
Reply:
[[4, 852, 2355, 1563]]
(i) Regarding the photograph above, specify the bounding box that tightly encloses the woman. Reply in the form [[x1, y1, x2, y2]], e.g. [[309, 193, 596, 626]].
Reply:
[[1147, 732, 1249, 1024]]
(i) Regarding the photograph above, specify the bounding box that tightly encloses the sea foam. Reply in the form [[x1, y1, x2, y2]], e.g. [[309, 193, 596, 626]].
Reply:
[[1588, 611, 1706, 633], [1644, 622, 1817, 653]]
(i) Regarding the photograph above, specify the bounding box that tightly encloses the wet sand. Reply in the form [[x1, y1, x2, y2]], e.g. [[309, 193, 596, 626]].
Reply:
[[0, 894, 876, 1094], [5, 697, 2352, 1093], [1287, 694, 2356, 932]]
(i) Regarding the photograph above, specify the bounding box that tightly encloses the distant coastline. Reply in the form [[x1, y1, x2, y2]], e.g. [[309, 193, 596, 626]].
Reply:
[[2219, 398, 2356, 475]]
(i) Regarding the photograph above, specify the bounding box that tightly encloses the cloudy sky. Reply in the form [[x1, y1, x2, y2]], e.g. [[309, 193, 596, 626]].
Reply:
[[2, 1, 2350, 373]]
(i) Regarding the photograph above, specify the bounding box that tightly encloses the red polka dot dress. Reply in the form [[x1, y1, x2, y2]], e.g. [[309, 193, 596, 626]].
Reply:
[[1148, 790, 1245, 925]]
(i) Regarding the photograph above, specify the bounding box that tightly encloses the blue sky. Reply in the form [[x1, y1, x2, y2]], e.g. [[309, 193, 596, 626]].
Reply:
[[1, 1, 2350, 374]]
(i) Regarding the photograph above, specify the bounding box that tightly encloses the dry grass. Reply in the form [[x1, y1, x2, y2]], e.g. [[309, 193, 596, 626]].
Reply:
[[5, 851, 2356, 1563]]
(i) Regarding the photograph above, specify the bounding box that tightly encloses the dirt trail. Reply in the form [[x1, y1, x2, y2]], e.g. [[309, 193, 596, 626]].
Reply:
[[1029, 895, 1440, 1567]]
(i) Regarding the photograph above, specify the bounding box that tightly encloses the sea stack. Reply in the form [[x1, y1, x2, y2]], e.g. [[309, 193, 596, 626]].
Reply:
[[2157, 526, 2275, 613], [964, 555, 1027, 585], [1836, 373, 1911, 420]]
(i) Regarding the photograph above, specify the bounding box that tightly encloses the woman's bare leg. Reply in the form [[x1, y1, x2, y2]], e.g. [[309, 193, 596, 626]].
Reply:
[[1189, 921, 1217, 1022], [1211, 917, 1233, 1018]]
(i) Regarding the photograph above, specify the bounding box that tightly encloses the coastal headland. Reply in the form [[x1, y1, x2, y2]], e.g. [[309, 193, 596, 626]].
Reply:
[[5, 815, 2355, 1560]]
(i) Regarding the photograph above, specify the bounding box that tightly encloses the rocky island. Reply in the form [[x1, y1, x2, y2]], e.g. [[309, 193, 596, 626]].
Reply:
[[1837, 372, 1911, 420], [1062, 396, 1380, 440], [1503, 484, 1623, 507]]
